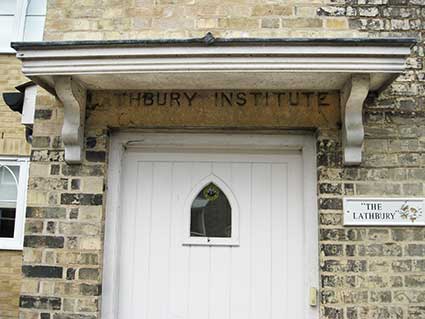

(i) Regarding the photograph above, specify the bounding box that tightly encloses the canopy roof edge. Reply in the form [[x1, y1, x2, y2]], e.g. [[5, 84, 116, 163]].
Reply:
[[11, 33, 416, 50], [12, 35, 414, 94], [12, 34, 415, 165]]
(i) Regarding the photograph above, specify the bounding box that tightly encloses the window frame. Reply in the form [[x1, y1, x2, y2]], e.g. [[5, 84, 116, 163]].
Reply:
[[182, 174, 240, 247], [0, 0, 45, 53], [0, 157, 29, 250]]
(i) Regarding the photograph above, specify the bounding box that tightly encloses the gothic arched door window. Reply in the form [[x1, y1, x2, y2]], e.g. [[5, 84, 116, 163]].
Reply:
[[183, 175, 239, 246]]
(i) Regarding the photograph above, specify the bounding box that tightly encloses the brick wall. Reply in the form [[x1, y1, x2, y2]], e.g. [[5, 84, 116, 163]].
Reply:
[[18, 0, 425, 319], [316, 1, 425, 318], [0, 55, 31, 157], [0, 54, 31, 318], [43, 0, 361, 41], [20, 91, 106, 319], [0, 251, 23, 319]]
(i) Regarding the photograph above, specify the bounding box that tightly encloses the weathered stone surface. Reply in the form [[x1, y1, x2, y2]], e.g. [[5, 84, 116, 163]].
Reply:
[[53, 314, 96, 319], [59, 222, 101, 236], [358, 243, 403, 257], [26, 207, 67, 219], [392, 229, 424, 241], [71, 179, 81, 190], [24, 236, 65, 248], [50, 164, 60, 175], [85, 137, 97, 149], [60, 193, 103, 206], [261, 17, 280, 29], [405, 275, 425, 287], [85, 151, 106, 162], [34, 109, 53, 120], [392, 260, 412, 272], [323, 306, 344, 319], [367, 229, 390, 241], [319, 198, 343, 210], [317, 7, 346, 16], [321, 260, 367, 272], [32, 150, 65, 162], [406, 244, 425, 256], [28, 177, 68, 191], [79, 284, 101, 296], [61, 165, 104, 177], [321, 228, 360, 241], [32, 136, 51, 148], [22, 266, 63, 279], [20, 296, 61, 310], [79, 268, 100, 281], [319, 183, 343, 194], [66, 268, 76, 280]]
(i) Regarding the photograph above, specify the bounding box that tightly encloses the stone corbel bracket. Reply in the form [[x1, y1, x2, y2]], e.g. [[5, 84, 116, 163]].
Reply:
[[54, 76, 87, 164], [341, 74, 370, 166]]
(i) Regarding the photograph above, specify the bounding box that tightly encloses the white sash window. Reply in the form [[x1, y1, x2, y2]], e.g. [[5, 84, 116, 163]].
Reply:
[[0, 0, 47, 52], [0, 158, 29, 250]]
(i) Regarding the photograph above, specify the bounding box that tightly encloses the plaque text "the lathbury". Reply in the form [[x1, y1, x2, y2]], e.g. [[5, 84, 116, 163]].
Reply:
[[343, 198, 425, 226]]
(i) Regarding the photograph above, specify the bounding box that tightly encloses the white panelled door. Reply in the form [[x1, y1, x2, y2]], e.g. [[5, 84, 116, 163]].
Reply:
[[116, 139, 312, 319]]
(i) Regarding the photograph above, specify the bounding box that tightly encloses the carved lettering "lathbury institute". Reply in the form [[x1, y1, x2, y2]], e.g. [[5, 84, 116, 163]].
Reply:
[[116, 91, 332, 108]]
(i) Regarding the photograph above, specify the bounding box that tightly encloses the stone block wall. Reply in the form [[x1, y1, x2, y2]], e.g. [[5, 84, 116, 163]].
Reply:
[[0, 54, 31, 319], [20, 91, 107, 319], [0, 55, 31, 156], [0, 251, 24, 319], [43, 0, 361, 40], [316, 1, 425, 318], [17, 0, 425, 319]]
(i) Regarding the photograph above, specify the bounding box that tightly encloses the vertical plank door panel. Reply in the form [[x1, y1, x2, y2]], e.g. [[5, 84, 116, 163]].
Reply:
[[229, 163, 251, 318], [287, 157, 305, 318], [209, 162, 233, 319], [147, 162, 173, 319], [117, 156, 139, 318], [271, 163, 288, 319], [250, 163, 272, 318], [168, 162, 193, 319], [187, 161, 213, 319]]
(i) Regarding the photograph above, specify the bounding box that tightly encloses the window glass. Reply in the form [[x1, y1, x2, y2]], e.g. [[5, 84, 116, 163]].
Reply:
[[0, 160, 28, 249], [0, 0, 16, 50], [0, 0, 17, 15], [0, 208, 16, 238], [0, 165, 19, 202], [190, 183, 232, 238], [0, 165, 19, 239], [0, 16, 15, 50], [24, 0, 46, 41], [23, 15, 44, 41], [26, 0, 47, 15], [0, 0, 47, 52]]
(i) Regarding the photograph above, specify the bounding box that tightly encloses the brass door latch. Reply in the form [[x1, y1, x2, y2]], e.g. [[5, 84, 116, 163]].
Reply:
[[309, 287, 318, 307]]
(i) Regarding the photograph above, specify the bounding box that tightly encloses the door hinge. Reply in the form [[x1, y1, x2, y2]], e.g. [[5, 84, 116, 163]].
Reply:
[[309, 287, 318, 307]]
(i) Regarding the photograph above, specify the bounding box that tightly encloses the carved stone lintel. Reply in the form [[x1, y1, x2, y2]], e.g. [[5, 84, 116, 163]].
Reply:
[[341, 74, 370, 166], [54, 76, 87, 164]]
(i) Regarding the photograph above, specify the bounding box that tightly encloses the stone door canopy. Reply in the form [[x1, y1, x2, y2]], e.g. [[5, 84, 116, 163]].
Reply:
[[12, 33, 415, 165]]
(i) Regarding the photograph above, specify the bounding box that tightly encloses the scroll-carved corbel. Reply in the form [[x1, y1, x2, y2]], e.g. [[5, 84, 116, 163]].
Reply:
[[341, 74, 370, 166], [54, 76, 86, 164]]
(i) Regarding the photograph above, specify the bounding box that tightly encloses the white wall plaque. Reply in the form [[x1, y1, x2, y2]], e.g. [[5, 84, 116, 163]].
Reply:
[[343, 197, 425, 226]]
